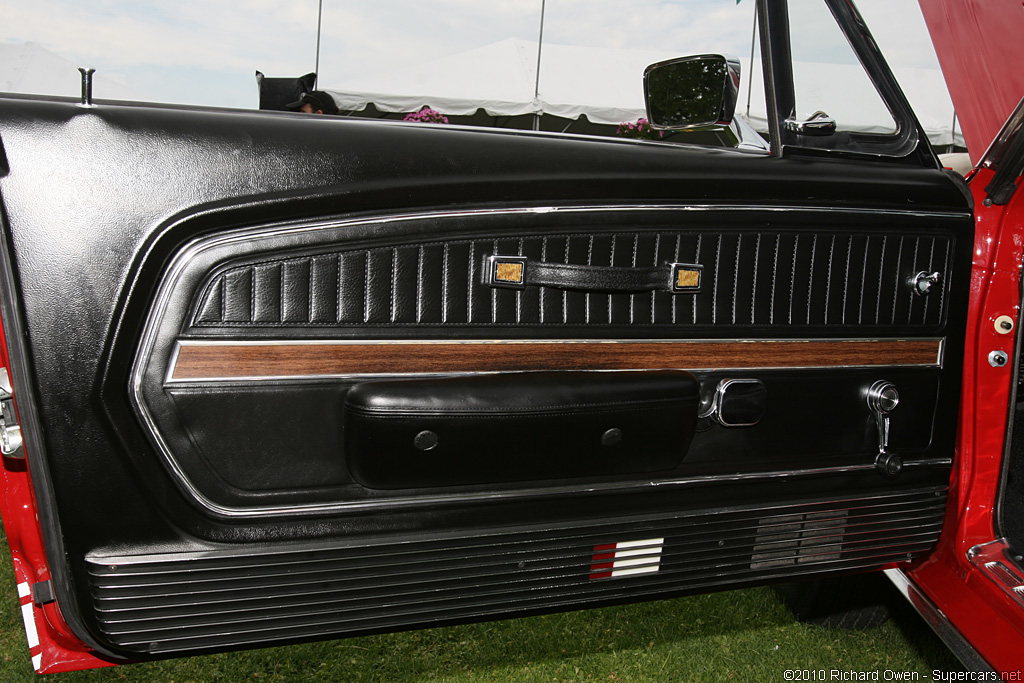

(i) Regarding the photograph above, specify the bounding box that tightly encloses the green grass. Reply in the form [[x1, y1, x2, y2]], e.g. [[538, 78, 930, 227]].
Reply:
[[0, 522, 963, 681]]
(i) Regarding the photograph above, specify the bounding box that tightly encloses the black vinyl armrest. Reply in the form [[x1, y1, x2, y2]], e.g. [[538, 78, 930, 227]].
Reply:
[[344, 370, 700, 489]]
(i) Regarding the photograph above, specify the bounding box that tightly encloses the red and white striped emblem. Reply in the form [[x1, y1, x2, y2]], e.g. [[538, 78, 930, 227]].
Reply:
[[588, 538, 664, 579], [16, 582, 41, 671]]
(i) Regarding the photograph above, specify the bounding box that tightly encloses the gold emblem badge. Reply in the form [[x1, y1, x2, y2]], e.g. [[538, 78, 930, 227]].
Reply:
[[495, 261, 524, 284], [671, 264, 702, 293]]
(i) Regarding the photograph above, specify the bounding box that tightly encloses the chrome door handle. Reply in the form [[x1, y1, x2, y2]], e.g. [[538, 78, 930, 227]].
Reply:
[[784, 111, 837, 136]]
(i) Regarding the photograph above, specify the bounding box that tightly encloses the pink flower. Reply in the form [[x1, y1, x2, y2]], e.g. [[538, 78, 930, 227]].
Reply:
[[615, 117, 664, 140], [403, 106, 449, 124]]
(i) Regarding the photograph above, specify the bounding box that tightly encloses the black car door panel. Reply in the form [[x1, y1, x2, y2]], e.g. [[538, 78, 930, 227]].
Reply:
[[131, 205, 957, 514], [0, 98, 970, 659]]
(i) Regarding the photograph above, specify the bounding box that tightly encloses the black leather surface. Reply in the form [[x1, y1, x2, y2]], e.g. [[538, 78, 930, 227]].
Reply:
[[344, 370, 699, 488], [192, 229, 953, 330], [0, 96, 973, 659], [168, 384, 350, 491]]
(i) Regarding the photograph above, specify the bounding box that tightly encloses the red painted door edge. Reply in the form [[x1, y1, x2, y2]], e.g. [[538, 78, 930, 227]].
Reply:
[[905, 168, 1024, 673], [0, 313, 117, 673]]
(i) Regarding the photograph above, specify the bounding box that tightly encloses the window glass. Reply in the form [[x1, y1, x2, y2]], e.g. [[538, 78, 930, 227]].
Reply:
[[787, 0, 897, 135]]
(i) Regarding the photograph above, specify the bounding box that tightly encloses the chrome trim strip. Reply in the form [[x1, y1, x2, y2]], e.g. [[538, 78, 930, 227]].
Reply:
[[115, 453, 955, 521], [88, 485, 946, 564], [130, 205, 957, 519], [171, 336, 945, 347], [884, 568, 995, 673]]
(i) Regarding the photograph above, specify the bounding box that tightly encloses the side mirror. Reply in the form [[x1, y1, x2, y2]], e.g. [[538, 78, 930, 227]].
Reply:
[[644, 55, 740, 130]]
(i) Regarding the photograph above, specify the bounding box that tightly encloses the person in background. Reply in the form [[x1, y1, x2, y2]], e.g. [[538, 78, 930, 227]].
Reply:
[[285, 91, 339, 115]]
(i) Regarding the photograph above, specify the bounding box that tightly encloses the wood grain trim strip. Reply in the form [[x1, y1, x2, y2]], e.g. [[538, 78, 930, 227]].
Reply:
[[169, 339, 942, 381]]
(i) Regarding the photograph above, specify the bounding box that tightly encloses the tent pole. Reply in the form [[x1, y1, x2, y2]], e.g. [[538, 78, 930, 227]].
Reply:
[[746, 5, 757, 117], [533, 0, 546, 131], [314, 0, 324, 88]]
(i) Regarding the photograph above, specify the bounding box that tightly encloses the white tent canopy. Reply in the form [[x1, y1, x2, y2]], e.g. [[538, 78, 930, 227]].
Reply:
[[326, 38, 962, 147], [0, 41, 151, 103], [327, 38, 678, 126]]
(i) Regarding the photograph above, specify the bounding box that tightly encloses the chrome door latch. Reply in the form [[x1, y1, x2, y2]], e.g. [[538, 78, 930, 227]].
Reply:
[[699, 378, 767, 427], [0, 368, 24, 458], [866, 380, 901, 477], [910, 271, 941, 297]]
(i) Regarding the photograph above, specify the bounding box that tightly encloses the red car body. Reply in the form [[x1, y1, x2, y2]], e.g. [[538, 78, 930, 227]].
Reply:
[[900, 0, 1024, 674]]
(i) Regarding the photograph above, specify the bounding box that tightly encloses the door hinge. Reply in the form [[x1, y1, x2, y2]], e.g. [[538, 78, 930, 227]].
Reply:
[[0, 368, 24, 458], [31, 580, 55, 606]]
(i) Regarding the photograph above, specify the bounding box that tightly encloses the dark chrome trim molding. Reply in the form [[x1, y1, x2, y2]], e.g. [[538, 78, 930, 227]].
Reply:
[[130, 205, 959, 519]]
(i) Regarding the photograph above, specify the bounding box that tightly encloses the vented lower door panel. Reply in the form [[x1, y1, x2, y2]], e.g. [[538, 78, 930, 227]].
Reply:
[[88, 488, 945, 654]]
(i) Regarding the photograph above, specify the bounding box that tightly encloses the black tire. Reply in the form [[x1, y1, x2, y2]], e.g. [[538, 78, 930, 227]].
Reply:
[[773, 572, 891, 629]]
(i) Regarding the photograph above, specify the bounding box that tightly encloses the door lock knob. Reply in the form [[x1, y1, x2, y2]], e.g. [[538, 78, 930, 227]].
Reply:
[[867, 380, 899, 415]]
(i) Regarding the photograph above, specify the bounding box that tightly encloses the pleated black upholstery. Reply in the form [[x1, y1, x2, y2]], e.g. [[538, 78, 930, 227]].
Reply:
[[194, 230, 952, 330]]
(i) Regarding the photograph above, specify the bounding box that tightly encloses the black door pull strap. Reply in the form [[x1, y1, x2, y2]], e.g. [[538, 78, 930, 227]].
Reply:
[[484, 255, 702, 294]]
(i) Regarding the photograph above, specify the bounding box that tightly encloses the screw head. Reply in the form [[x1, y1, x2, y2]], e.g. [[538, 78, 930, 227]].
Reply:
[[988, 350, 1010, 368], [413, 430, 439, 451], [601, 428, 623, 447]]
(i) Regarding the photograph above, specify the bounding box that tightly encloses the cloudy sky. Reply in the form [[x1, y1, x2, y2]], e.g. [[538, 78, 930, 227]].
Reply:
[[0, 1, 942, 110]]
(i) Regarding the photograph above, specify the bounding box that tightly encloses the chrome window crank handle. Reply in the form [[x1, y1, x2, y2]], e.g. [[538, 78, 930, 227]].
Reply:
[[866, 380, 901, 477]]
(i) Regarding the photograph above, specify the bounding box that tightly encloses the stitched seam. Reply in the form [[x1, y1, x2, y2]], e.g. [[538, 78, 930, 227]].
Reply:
[[516, 237, 524, 324], [789, 235, 798, 325], [807, 233, 817, 326], [562, 236, 569, 324], [769, 234, 779, 325], [875, 236, 886, 324], [630, 233, 638, 324], [936, 239, 949, 324], [339, 253, 348, 323], [442, 243, 449, 324], [364, 252, 371, 323], [751, 233, 761, 325], [390, 248, 397, 323], [586, 235, 594, 324], [467, 241, 474, 323], [306, 260, 313, 324], [540, 236, 547, 324], [651, 233, 660, 324], [278, 263, 284, 323], [712, 234, 721, 325], [890, 236, 904, 325], [491, 239, 498, 323], [731, 235, 741, 325], [908, 237, 920, 325], [824, 234, 834, 325], [841, 236, 852, 326], [859, 236, 869, 325], [923, 238, 935, 323]]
